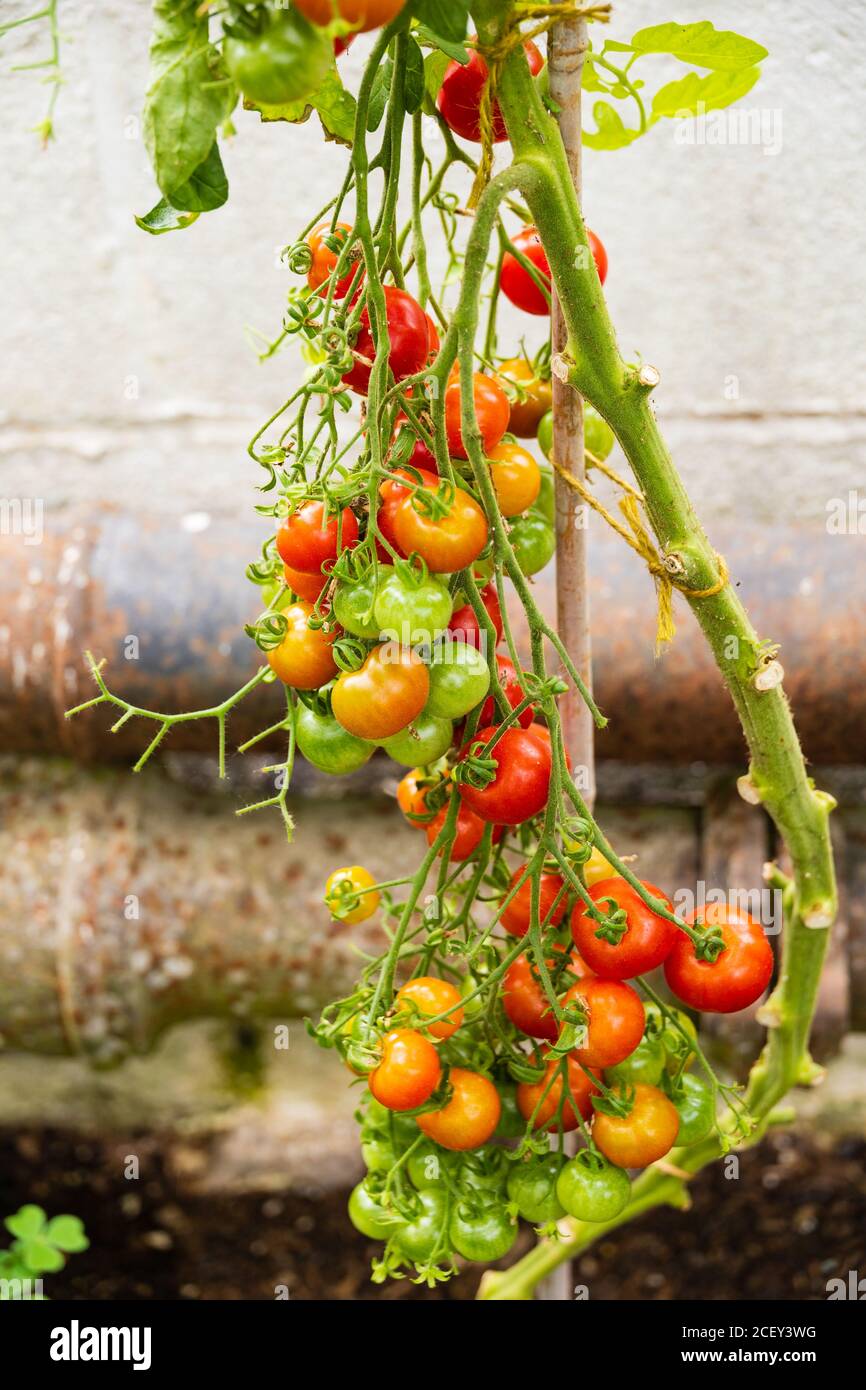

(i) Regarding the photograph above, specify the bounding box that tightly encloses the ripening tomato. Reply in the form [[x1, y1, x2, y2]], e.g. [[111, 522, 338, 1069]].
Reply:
[[571, 879, 678, 980], [487, 440, 542, 517], [581, 845, 621, 887], [282, 562, 328, 604], [447, 583, 503, 650], [425, 795, 502, 861], [392, 482, 488, 574], [343, 285, 429, 395], [396, 976, 464, 1040], [224, 6, 332, 106], [498, 358, 553, 438], [517, 1057, 599, 1133], [664, 903, 773, 1014], [267, 601, 338, 689], [478, 655, 535, 729], [324, 864, 379, 924], [563, 977, 645, 1068], [593, 1083, 680, 1169], [437, 39, 544, 143], [331, 644, 429, 740], [417, 1067, 501, 1151], [458, 723, 552, 826], [369, 1029, 441, 1112], [501, 865, 567, 938], [295, 0, 407, 33], [377, 466, 439, 556], [444, 372, 510, 460], [306, 222, 359, 298], [502, 954, 561, 1041], [276, 500, 359, 576], [397, 768, 434, 827], [500, 225, 608, 316]]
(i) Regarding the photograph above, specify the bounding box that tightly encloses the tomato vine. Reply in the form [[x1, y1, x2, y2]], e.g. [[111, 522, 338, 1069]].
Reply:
[[60, 1, 837, 1299]]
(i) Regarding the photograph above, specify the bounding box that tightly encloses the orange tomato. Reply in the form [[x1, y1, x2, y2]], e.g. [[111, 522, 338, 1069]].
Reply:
[[498, 357, 552, 438], [487, 441, 541, 517], [283, 562, 328, 604], [395, 976, 464, 1040], [593, 1083, 680, 1168], [331, 644, 429, 740], [444, 372, 510, 459], [417, 1068, 500, 1150], [306, 221, 358, 297], [516, 1057, 600, 1132], [294, 0, 407, 33], [392, 482, 488, 574], [369, 1029, 442, 1112], [267, 601, 338, 690]]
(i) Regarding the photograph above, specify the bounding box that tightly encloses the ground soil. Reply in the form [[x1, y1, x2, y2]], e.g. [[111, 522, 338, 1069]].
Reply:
[[1, 1130, 863, 1301]]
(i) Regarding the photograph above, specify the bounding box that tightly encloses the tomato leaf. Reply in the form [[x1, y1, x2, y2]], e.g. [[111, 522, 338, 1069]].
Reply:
[[243, 69, 357, 147], [651, 66, 762, 119], [142, 0, 236, 200], [403, 35, 426, 114], [367, 58, 393, 131], [134, 196, 200, 235], [423, 50, 451, 111], [583, 101, 643, 151], [167, 141, 228, 213], [411, 0, 469, 47], [629, 22, 768, 72]]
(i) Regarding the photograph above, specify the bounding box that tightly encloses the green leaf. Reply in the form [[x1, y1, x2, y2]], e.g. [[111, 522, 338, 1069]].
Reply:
[[19, 1236, 64, 1274], [134, 197, 200, 235], [142, 0, 237, 199], [411, 0, 469, 45], [652, 66, 761, 119], [583, 101, 643, 151], [630, 22, 768, 72], [243, 69, 357, 147], [5, 1205, 45, 1240], [367, 58, 393, 132], [403, 35, 426, 114], [423, 49, 450, 110], [167, 141, 228, 213], [414, 23, 469, 65], [45, 1215, 90, 1254]]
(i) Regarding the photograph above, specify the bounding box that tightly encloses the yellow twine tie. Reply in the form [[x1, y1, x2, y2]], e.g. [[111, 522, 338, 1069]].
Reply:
[[551, 457, 729, 654]]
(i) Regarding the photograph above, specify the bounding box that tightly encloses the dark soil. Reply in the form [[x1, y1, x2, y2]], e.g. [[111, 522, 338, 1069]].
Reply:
[[1, 1130, 863, 1301]]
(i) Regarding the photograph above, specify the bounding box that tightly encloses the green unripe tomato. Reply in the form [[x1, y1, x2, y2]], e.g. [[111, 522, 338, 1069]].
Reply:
[[584, 405, 615, 461], [459, 1146, 509, 1193], [348, 1181, 403, 1241], [361, 1134, 397, 1175], [605, 1031, 666, 1088], [362, 1098, 418, 1146], [536, 410, 553, 460], [332, 567, 393, 640], [425, 641, 491, 720], [507, 1154, 566, 1225], [374, 569, 452, 648], [224, 7, 333, 108], [295, 703, 375, 775], [645, 1003, 698, 1074], [494, 1084, 524, 1139], [535, 461, 555, 524], [407, 1141, 451, 1191], [670, 1073, 715, 1145], [510, 511, 556, 576], [394, 1188, 447, 1263], [449, 1198, 517, 1263], [380, 711, 454, 766], [556, 1152, 631, 1223]]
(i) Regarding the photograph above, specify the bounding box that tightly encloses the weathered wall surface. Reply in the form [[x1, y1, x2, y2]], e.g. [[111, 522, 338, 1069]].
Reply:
[[1, 0, 864, 528]]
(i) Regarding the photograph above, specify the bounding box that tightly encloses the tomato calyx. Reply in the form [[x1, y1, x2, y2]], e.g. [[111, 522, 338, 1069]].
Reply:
[[689, 921, 729, 963], [587, 894, 631, 946], [331, 633, 370, 673], [591, 1081, 637, 1120]]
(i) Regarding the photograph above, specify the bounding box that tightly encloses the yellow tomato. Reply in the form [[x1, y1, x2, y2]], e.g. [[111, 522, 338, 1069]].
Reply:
[[325, 865, 380, 924]]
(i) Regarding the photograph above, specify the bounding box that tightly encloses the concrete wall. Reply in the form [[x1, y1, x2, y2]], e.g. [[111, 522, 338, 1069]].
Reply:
[[1, 0, 864, 526]]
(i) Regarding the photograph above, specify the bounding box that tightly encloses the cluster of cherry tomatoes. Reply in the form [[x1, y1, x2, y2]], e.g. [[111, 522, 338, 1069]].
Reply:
[[236, 4, 775, 1284]]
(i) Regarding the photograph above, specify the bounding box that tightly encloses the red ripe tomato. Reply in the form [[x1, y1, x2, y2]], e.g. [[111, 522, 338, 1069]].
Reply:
[[425, 796, 502, 861], [444, 372, 510, 460], [437, 39, 544, 143], [343, 285, 429, 395], [500, 225, 608, 316], [369, 1029, 441, 1112], [392, 481, 488, 574], [447, 583, 503, 650], [306, 222, 358, 298], [396, 976, 464, 1040], [417, 1067, 501, 1151], [664, 904, 773, 1014], [563, 977, 645, 1068], [593, 1083, 680, 1169], [266, 601, 338, 690], [295, 0, 407, 35], [571, 879, 678, 980], [501, 865, 567, 938], [276, 500, 359, 576], [478, 655, 534, 729], [517, 1057, 599, 1133], [459, 724, 552, 826], [391, 421, 438, 475], [502, 954, 560, 1041], [377, 466, 438, 556], [283, 562, 328, 604]]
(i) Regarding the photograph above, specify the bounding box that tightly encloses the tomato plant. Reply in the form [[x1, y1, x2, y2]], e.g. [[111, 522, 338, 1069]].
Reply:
[[74, 0, 834, 1301]]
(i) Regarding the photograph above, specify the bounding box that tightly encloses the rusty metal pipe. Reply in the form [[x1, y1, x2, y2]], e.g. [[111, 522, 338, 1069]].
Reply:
[[1, 508, 863, 765]]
